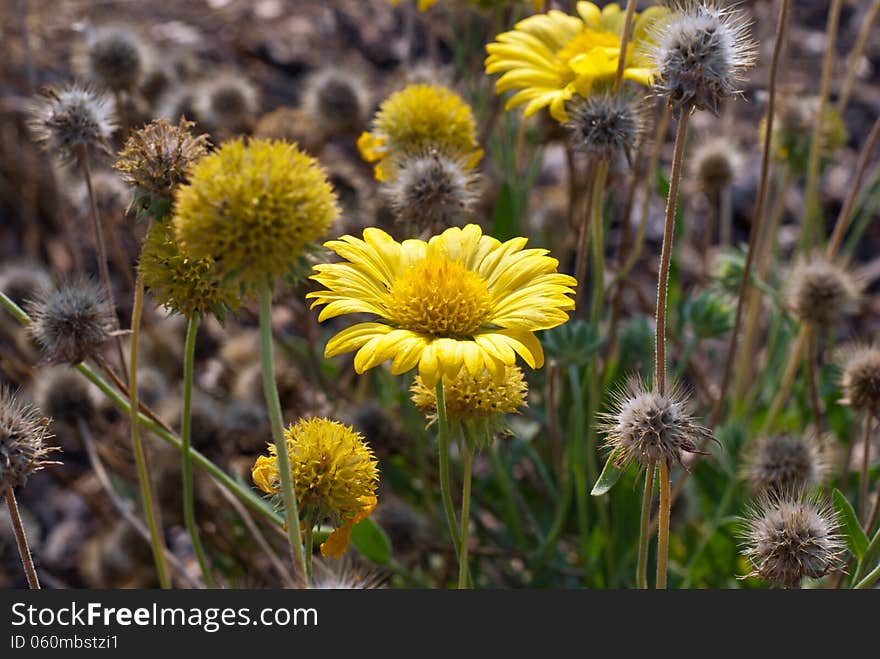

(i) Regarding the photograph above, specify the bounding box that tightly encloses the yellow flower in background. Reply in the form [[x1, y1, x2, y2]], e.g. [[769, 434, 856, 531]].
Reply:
[[485, 1, 668, 122], [357, 84, 482, 181], [252, 418, 379, 558], [307, 224, 576, 387], [389, 0, 438, 10]]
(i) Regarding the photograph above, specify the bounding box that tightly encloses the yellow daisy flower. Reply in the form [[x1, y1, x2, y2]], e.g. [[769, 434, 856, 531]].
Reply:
[[485, 1, 668, 122], [357, 83, 483, 181], [307, 224, 577, 387]]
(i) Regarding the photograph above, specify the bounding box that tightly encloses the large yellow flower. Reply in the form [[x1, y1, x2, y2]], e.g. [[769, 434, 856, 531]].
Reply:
[[307, 224, 576, 387], [485, 2, 668, 122]]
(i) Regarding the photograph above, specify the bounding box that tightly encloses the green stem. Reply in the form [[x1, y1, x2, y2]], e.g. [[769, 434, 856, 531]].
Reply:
[[568, 365, 590, 569], [636, 461, 656, 589], [859, 412, 873, 525], [656, 460, 671, 589], [458, 438, 474, 590], [129, 272, 171, 589], [258, 286, 308, 585], [435, 379, 462, 554], [303, 515, 315, 584], [590, 160, 609, 323], [854, 561, 880, 589], [5, 486, 40, 589], [182, 315, 215, 588]]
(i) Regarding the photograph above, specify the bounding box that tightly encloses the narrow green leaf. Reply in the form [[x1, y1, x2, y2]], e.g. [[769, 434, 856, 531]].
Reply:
[[591, 451, 624, 496], [350, 517, 392, 565], [833, 488, 869, 559]]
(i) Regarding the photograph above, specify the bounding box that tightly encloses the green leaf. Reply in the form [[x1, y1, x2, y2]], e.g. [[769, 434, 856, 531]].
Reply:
[[832, 488, 868, 559], [350, 517, 392, 565], [591, 450, 624, 496]]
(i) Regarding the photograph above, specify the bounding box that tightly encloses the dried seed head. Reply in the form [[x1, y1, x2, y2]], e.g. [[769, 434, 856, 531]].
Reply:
[[0, 262, 51, 307], [73, 25, 151, 92], [194, 74, 259, 133], [115, 117, 210, 219], [33, 366, 95, 426], [28, 84, 116, 164], [787, 257, 859, 326], [254, 107, 326, 155], [25, 278, 115, 365], [156, 87, 199, 125], [690, 136, 741, 195], [742, 433, 828, 496], [601, 381, 714, 469], [309, 558, 385, 590], [741, 493, 844, 588], [651, 2, 756, 114], [839, 344, 880, 411], [384, 150, 478, 231], [0, 387, 58, 491], [302, 68, 370, 134], [566, 94, 644, 162]]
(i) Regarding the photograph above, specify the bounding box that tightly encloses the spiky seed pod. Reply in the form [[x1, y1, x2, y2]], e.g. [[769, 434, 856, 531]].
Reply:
[[566, 93, 644, 163], [33, 366, 95, 427], [172, 138, 339, 293], [742, 433, 828, 496], [139, 220, 239, 320], [0, 263, 51, 307], [310, 558, 385, 590], [302, 68, 370, 134], [601, 381, 714, 469], [651, 2, 756, 114], [27, 84, 116, 164], [25, 278, 115, 365], [410, 365, 527, 427], [156, 88, 199, 125], [0, 387, 58, 491], [383, 150, 478, 230], [72, 25, 151, 92], [252, 417, 378, 522], [839, 344, 880, 411], [254, 107, 326, 155], [741, 493, 844, 588], [114, 117, 210, 219], [787, 257, 859, 327], [691, 137, 742, 196], [194, 74, 259, 133]]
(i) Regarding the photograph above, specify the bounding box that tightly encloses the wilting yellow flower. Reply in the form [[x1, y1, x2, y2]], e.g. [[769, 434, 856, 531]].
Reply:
[[357, 83, 482, 181], [173, 138, 338, 292], [139, 220, 239, 319], [485, 2, 668, 122], [411, 365, 528, 422], [252, 418, 379, 558], [307, 224, 576, 387]]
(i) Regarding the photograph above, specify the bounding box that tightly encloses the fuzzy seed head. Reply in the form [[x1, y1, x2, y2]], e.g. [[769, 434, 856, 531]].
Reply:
[[0, 263, 51, 307], [195, 74, 259, 132], [74, 25, 150, 92], [839, 345, 880, 411], [0, 387, 58, 491], [252, 418, 378, 521], [303, 68, 369, 134], [172, 138, 339, 293], [651, 2, 756, 114], [742, 494, 844, 588], [115, 117, 210, 219], [566, 94, 643, 162], [743, 433, 828, 496], [410, 365, 528, 424], [691, 137, 741, 195], [384, 150, 478, 231], [34, 366, 95, 426], [28, 84, 116, 163], [601, 382, 713, 469], [25, 278, 115, 365], [139, 220, 239, 319], [787, 257, 859, 326]]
